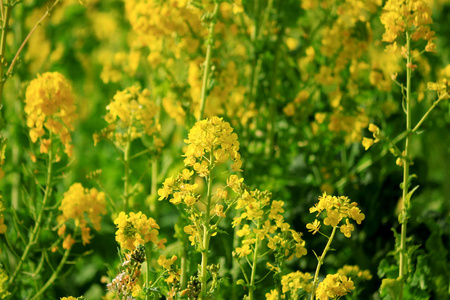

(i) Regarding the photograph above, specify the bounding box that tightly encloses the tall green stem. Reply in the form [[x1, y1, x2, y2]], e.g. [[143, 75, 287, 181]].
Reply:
[[0, 2, 11, 105], [200, 152, 214, 299], [198, 3, 220, 122], [248, 221, 260, 300], [30, 246, 71, 300], [7, 135, 54, 288], [310, 226, 337, 300], [398, 31, 412, 300], [123, 130, 131, 211]]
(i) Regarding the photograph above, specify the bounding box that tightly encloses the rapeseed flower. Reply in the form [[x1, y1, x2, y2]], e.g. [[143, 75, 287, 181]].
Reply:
[[114, 211, 164, 251], [24, 72, 77, 157], [57, 183, 107, 249]]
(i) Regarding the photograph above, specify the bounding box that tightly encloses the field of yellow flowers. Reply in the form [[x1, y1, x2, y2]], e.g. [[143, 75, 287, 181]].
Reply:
[[0, 0, 449, 299]]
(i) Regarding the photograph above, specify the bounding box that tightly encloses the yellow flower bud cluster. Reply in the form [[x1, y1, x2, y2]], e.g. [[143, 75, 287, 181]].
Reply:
[[337, 265, 373, 281], [265, 271, 313, 300], [308, 193, 365, 238], [57, 183, 107, 249], [428, 66, 449, 99], [114, 211, 164, 251], [157, 255, 181, 285], [362, 123, 381, 150], [24, 72, 77, 157], [95, 86, 160, 147], [183, 116, 242, 173], [0, 198, 6, 234], [157, 169, 199, 206], [234, 189, 307, 260], [381, 0, 436, 52], [315, 273, 355, 300]]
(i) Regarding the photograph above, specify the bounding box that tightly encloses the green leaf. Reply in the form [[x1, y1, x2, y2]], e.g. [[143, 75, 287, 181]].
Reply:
[[380, 278, 403, 300], [404, 185, 419, 209]]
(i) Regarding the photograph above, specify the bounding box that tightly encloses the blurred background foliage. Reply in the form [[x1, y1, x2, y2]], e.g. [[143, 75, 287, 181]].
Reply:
[[0, 0, 449, 298]]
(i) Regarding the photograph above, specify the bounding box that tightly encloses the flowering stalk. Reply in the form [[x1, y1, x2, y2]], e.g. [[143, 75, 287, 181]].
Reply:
[[0, 1, 11, 105], [31, 241, 72, 300], [7, 134, 54, 288], [248, 220, 260, 300], [199, 151, 214, 299], [398, 31, 412, 299], [198, 2, 220, 122], [310, 226, 337, 300]]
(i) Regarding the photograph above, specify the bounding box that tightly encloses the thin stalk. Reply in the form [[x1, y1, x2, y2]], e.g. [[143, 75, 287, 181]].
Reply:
[[145, 245, 152, 300], [200, 152, 214, 299], [30, 246, 71, 300], [412, 94, 446, 133], [123, 126, 132, 211], [248, 222, 260, 300], [198, 3, 220, 122], [7, 135, 54, 288], [309, 226, 337, 300], [150, 157, 158, 218], [398, 32, 412, 300], [5, 0, 60, 79], [0, 2, 11, 105]]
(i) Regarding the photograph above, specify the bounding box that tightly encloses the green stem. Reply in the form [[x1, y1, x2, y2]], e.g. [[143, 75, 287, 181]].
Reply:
[[0, 2, 11, 105], [150, 157, 158, 218], [7, 135, 54, 289], [412, 94, 446, 133], [197, 3, 220, 122], [248, 222, 260, 300], [309, 226, 337, 300], [123, 129, 132, 211], [5, 0, 60, 79], [30, 247, 71, 300], [145, 245, 152, 300], [399, 31, 412, 300], [200, 151, 214, 299]]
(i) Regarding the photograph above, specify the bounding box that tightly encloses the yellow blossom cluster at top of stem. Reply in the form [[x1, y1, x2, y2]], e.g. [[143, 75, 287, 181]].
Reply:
[[114, 211, 166, 251], [94, 85, 161, 147], [24, 72, 77, 157], [233, 189, 307, 260], [315, 273, 355, 300], [307, 193, 365, 238], [381, 0, 436, 52], [183, 116, 242, 173], [57, 183, 107, 249]]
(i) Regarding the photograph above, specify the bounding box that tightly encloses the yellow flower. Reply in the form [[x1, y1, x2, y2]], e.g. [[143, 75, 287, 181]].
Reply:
[[340, 219, 355, 238], [24, 72, 77, 157], [114, 211, 161, 251], [157, 255, 177, 269], [306, 219, 321, 235], [57, 183, 106, 246], [316, 274, 355, 300], [184, 116, 242, 174]]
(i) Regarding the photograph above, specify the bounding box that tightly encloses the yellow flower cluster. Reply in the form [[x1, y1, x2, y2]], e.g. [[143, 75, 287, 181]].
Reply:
[[184, 116, 242, 173], [95, 86, 160, 147], [158, 169, 199, 206], [337, 265, 372, 281], [307, 193, 365, 238], [24, 72, 77, 157], [362, 123, 381, 150], [57, 183, 107, 249], [0, 198, 6, 234], [157, 255, 181, 287], [124, 0, 204, 66], [234, 189, 307, 260], [315, 273, 355, 300], [380, 0, 436, 51], [265, 271, 312, 299], [114, 211, 165, 251]]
